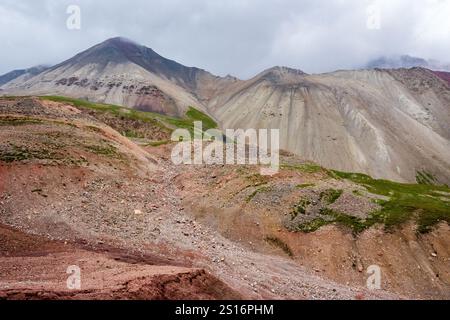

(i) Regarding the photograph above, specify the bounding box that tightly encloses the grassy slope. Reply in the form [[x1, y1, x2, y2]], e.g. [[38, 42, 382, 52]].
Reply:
[[40, 96, 217, 137]]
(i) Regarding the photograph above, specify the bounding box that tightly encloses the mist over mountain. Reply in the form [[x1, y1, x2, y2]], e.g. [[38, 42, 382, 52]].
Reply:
[[366, 55, 450, 72]]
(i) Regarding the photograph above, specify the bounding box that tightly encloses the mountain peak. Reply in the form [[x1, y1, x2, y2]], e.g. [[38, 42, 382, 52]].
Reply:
[[100, 37, 142, 49], [256, 66, 306, 83], [104, 36, 137, 44], [263, 66, 306, 75], [366, 55, 450, 71], [43, 37, 215, 99]]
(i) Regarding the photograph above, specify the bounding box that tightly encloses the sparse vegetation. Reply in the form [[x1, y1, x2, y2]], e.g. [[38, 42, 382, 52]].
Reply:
[[146, 140, 171, 147], [122, 129, 142, 138], [319, 208, 374, 233], [281, 163, 326, 174], [246, 186, 271, 203], [320, 189, 343, 204], [86, 125, 104, 133], [294, 218, 329, 233], [0, 117, 43, 126], [291, 198, 311, 218], [0, 143, 89, 166], [265, 236, 293, 257], [84, 144, 121, 158], [288, 170, 450, 234], [0, 144, 58, 162], [329, 170, 450, 233], [245, 173, 269, 187], [291, 207, 380, 234], [296, 183, 315, 189]]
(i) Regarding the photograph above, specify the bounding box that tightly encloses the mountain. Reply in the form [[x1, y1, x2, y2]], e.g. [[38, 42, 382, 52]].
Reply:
[[0, 65, 49, 86], [1, 38, 450, 183], [366, 55, 450, 71], [0, 37, 233, 116], [432, 70, 450, 85], [207, 67, 450, 184]]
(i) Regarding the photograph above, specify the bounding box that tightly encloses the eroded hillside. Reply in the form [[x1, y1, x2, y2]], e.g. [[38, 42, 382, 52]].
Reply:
[[1, 97, 449, 300], [208, 67, 450, 184]]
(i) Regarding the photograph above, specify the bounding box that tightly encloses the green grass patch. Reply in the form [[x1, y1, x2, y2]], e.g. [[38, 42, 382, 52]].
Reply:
[[0, 117, 44, 126], [122, 130, 142, 138], [84, 144, 121, 158], [164, 106, 218, 136], [0, 145, 58, 162], [146, 140, 171, 147], [185, 107, 218, 130], [291, 208, 382, 234], [294, 218, 329, 233], [330, 170, 450, 233], [296, 183, 315, 189], [320, 189, 343, 204], [291, 198, 311, 218], [319, 208, 377, 234], [281, 163, 325, 174], [246, 186, 271, 203]]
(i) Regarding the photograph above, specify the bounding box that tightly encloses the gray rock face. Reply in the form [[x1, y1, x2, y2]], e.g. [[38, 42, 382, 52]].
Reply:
[[207, 67, 450, 184], [1, 38, 449, 183]]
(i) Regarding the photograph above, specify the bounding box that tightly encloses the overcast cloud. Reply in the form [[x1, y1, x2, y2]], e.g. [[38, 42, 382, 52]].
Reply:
[[0, 0, 449, 78]]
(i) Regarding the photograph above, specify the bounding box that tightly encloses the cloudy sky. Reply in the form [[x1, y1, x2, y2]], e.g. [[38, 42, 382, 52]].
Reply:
[[0, 0, 449, 78]]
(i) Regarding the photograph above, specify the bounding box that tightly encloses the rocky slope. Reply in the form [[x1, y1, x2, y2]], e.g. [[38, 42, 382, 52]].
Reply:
[[1, 38, 449, 184], [1, 97, 449, 300], [207, 67, 450, 184]]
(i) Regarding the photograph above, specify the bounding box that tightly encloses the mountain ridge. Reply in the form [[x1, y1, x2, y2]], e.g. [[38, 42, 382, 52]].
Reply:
[[1, 37, 449, 184], [0, 65, 49, 86]]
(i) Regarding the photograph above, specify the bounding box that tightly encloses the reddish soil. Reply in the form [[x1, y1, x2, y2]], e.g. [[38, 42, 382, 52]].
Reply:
[[0, 224, 241, 300], [432, 70, 450, 86]]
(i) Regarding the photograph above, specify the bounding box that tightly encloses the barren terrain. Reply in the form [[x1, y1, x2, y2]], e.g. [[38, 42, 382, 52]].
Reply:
[[1, 97, 449, 300]]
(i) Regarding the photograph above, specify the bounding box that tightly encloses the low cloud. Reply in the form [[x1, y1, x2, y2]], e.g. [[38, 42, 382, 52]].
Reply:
[[0, 0, 449, 78]]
